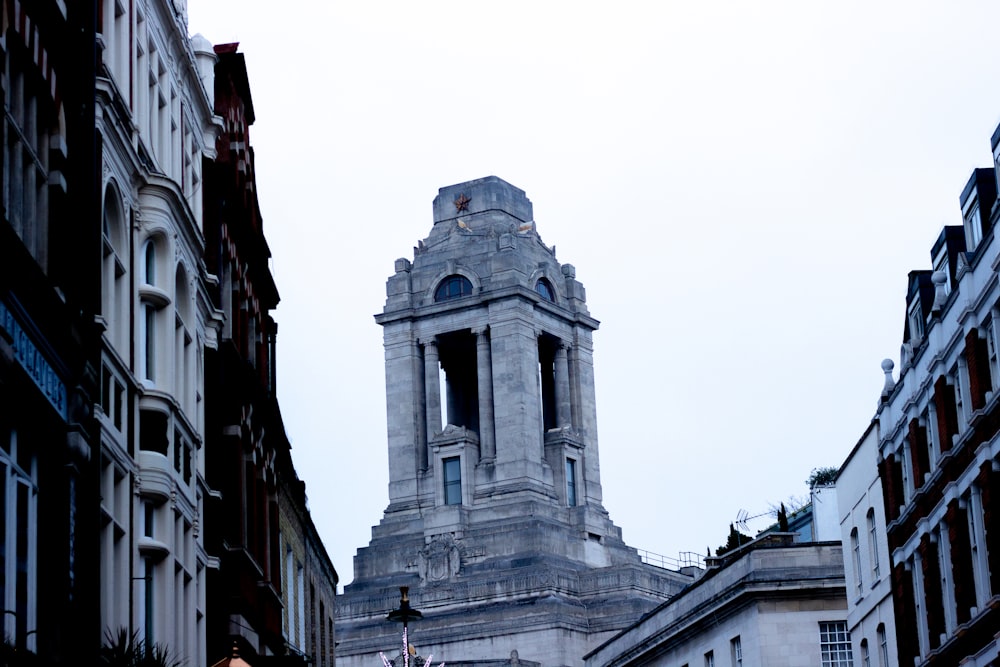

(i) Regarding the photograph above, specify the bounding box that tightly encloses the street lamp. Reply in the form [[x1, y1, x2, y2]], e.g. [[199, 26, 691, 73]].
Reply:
[[380, 587, 443, 667]]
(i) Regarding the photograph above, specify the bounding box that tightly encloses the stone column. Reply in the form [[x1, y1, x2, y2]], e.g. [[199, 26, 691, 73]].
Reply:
[[474, 328, 496, 460], [423, 338, 442, 447], [554, 341, 571, 428]]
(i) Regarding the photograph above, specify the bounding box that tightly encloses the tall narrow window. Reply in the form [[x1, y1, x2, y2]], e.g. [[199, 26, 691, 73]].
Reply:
[[144, 306, 156, 381], [850, 528, 862, 596], [867, 508, 880, 580], [703, 651, 714, 667], [966, 205, 983, 251], [145, 241, 156, 284], [144, 560, 155, 649], [443, 457, 461, 506], [876, 624, 888, 667], [730, 636, 742, 667], [988, 321, 999, 389], [908, 299, 925, 342], [566, 458, 577, 507], [4, 34, 56, 269], [861, 639, 870, 667], [819, 621, 853, 667], [0, 431, 37, 651]]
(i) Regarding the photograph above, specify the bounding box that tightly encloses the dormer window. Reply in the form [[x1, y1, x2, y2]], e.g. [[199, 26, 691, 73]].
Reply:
[[908, 298, 925, 342], [435, 275, 473, 302], [535, 278, 555, 302], [959, 168, 996, 253], [965, 203, 983, 251]]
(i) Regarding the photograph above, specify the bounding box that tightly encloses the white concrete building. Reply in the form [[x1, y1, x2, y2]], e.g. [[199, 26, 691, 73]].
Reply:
[[584, 535, 849, 667], [835, 421, 897, 667], [95, 0, 218, 661]]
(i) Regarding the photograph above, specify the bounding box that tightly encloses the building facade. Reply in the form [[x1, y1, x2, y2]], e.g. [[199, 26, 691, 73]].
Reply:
[[336, 177, 692, 667], [202, 42, 339, 666], [95, 0, 217, 661], [2, 2, 338, 664], [835, 422, 897, 667], [277, 456, 339, 667], [1, 0, 102, 661], [876, 140, 1000, 663], [584, 535, 849, 667]]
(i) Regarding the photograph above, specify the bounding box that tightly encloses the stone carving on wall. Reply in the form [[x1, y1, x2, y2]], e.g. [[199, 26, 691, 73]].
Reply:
[[419, 533, 461, 584]]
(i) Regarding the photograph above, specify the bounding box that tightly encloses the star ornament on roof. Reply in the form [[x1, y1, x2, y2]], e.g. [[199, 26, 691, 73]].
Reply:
[[453, 194, 471, 213]]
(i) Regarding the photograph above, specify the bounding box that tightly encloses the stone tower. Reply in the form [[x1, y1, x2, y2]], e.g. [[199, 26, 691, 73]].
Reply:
[[335, 177, 690, 667]]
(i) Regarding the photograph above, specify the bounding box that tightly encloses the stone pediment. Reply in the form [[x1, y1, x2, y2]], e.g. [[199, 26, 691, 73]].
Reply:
[[432, 424, 479, 446]]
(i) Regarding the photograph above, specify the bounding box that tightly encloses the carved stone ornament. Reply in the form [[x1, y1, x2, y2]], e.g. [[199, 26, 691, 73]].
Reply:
[[454, 194, 471, 213], [419, 533, 461, 583]]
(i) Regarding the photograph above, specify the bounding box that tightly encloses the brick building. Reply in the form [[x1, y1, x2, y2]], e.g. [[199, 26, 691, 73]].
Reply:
[[3, 2, 337, 663], [876, 141, 1000, 663], [203, 42, 338, 666]]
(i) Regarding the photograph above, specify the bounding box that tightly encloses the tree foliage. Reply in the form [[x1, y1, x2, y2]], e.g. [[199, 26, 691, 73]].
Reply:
[[806, 466, 839, 488], [99, 629, 183, 667], [715, 523, 753, 557]]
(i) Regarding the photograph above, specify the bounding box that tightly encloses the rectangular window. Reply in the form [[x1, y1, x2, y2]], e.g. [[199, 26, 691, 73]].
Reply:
[[566, 458, 577, 507], [703, 650, 714, 667], [144, 305, 156, 382], [868, 509, 880, 580], [851, 528, 863, 596], [0, 431, 37, 651], [443, 456, 462, 506], [908, 299, 925, 341], [989, 321, 999, 390], [819, 621, 853, 667], [731, 636, 742, 666], [144, 560, 155, 648], [966, 205, 983, 250]]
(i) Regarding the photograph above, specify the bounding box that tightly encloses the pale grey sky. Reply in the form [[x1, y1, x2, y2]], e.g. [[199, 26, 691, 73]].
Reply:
[[189, 0, 1000, 587]]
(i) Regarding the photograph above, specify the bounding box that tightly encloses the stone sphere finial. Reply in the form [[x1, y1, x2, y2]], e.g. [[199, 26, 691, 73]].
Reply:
[[931, 270, 949, 311], [881, 358, 896, 396]]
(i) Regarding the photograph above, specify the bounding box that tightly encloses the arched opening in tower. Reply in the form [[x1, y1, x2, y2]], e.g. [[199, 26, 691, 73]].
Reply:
[[538, 333, 559, 432], [436, 330, 480, 435]]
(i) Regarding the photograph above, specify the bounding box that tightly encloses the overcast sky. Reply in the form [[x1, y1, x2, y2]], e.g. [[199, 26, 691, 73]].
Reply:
[[188, 1, 1000, 587]]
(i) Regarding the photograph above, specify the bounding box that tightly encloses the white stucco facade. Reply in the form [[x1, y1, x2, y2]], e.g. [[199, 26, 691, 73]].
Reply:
[[835, 422, 898, 667]]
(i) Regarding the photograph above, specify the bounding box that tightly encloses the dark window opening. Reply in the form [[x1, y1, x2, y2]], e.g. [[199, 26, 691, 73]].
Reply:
[[437, 330, 480, 435], [538, 334, 558, 431], [443, 456, 462, 505], [139, 410, 169, 455], [435, 275, 473, 302]]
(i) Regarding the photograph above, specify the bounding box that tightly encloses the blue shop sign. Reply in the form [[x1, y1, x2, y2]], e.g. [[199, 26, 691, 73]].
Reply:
[[0, 300, 68, 420]]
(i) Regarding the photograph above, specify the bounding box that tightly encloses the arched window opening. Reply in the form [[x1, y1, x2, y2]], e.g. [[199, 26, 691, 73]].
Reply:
[[535, 278, 555, 302], [435, 275, 473, 302]]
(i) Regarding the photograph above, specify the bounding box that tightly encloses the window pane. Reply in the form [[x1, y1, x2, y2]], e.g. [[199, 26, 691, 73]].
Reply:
[[443, 457, 461, 505], [566, 459, 577, 507]]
